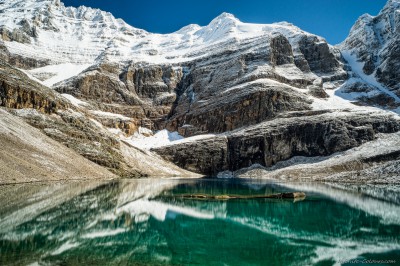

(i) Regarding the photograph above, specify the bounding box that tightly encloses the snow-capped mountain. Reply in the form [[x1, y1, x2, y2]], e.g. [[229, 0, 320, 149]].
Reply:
[[0, 0, 147, 64], [339, 0, 400, 108], [0, 0, 345, 88], [0, 0, 338, 66], [0, 0, 350, 129], [0, 0, 343, 66]]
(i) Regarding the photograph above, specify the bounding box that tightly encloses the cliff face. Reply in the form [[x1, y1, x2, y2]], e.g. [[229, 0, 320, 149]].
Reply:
[[54, 63, 182, 131], [0, 60, 67, 113], [0, 42, 49, 69]]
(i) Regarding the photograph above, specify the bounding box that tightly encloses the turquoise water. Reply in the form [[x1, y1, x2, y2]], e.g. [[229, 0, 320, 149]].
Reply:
[[0, 179, 399, 265]]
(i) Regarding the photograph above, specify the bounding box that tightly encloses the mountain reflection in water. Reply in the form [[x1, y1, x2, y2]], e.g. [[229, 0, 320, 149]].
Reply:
[[0, 179, 399, 266]]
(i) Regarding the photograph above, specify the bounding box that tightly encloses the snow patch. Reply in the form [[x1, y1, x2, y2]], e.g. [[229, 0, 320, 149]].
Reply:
[[341, 51, 400, 103], [81, 228, 126, 239], [61, 94, 89, 107], [116, 199, 214, 222], [51, 241, 79, 255], [90, 110, 131, 120], [312, 82, 390, 114], [124, 129, 183, 150], [29, 64, 92, 87]]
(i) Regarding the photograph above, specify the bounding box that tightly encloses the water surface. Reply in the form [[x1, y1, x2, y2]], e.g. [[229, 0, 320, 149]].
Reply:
[[0, 179, 399, 265]]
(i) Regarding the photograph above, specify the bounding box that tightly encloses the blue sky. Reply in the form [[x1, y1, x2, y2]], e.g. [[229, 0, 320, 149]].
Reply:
[[63, 0, 388, 44]]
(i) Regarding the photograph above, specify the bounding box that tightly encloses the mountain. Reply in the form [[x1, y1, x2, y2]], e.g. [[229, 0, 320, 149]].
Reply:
[[0, 0, 399, 182], [339, 0, 400, 110], [0, 0, 146, 64]]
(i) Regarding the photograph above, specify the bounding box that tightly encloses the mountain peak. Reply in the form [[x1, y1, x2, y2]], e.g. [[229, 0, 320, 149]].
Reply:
[[0, 0, 146, 64], [382, 0, 400, 12], [52, 0, 61, 7], [214, 12, 236, 19], [209, 12, 239, 25], [191, 12, 241, 43], [175, 24, 202, 34]]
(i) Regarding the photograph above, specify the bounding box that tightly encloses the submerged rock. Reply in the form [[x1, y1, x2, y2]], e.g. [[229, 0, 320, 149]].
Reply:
[[175, 192, 306, 200]]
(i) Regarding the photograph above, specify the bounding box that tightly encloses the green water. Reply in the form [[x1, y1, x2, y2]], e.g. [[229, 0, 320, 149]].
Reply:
[[0, 179, 399, 266]]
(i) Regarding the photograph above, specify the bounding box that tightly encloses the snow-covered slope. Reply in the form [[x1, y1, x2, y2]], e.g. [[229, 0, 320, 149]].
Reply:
[[0, 1, 333, 66], [0, 0, 147, 64]]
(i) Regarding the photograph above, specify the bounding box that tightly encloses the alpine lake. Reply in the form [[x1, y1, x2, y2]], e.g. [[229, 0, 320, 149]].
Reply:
[[0, 178, 399, 266]]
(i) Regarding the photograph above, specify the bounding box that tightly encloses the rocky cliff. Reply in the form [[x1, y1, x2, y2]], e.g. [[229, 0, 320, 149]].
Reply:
[[0, 60, 67, 112]]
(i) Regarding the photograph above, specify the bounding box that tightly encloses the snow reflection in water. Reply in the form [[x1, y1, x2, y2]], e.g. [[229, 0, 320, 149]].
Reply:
[[0, 179, 399, 266]]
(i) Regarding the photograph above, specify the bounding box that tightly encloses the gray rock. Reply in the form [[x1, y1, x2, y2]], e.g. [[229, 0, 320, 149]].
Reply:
[[270, 33, 294, 66], [0, 42, 50, 69], [298, 36, 340, 73], [153, 136, 229, 176]]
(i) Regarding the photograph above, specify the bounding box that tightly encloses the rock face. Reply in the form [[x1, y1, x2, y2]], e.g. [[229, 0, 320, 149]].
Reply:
[[0, 61, 67, 113], [55, 62, 183, 131], [166, 83, 312, 136], [153, 112, 400, 175], [270, 33, 294, 66], [153, 136, 229, 175], [298, 36, 340, 73], [0, 27, 31, 44], [340, 0, 400, 101]]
